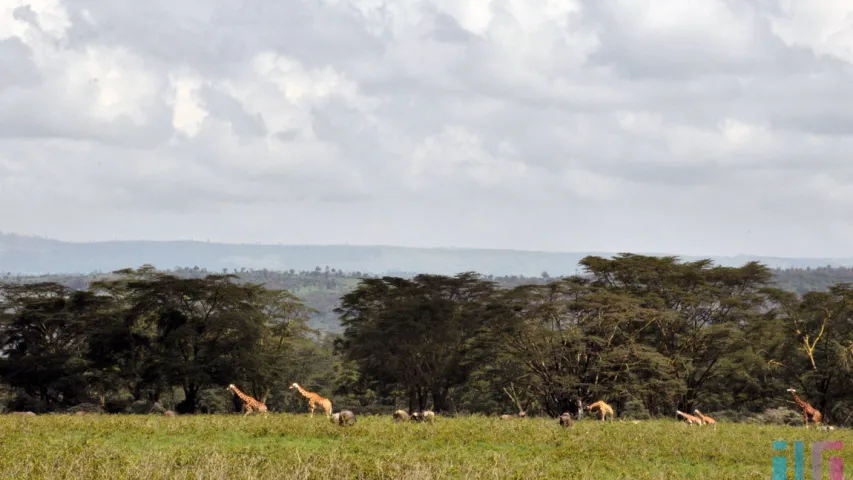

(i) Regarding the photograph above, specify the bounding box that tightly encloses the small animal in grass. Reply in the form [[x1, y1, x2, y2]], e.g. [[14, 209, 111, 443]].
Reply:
[[337, 410, 356, 426], [558, 412, 574, 428], [330, 410, 356, 426], [392, 410, 410, 423], [410, 410, 435, 423]]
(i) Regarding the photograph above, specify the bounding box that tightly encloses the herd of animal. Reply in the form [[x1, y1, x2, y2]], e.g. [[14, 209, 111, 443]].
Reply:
[[229, 381, 438, 427], [3, 384, 827, 430]]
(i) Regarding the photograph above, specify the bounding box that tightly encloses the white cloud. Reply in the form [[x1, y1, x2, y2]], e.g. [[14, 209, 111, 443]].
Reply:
[[168, 71, 207, 137], [1, 0, 853, 257], [769, 2, 853, 63]]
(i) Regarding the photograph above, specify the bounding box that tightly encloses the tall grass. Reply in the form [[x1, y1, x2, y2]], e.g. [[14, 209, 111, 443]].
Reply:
[[0, 414, 849, 479]]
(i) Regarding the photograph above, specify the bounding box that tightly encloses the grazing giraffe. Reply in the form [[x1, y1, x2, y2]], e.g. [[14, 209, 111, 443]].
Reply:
[[290, 383, 332, 417], [676, 410, 704, 425], [787, 388, 822, 427], [227, 384, 268, 415], [586, 400, 615, 421], [693, 409, 716, 429]]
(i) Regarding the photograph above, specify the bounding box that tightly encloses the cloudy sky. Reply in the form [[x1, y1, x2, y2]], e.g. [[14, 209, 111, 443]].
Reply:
[[1, 0, 852, 257]]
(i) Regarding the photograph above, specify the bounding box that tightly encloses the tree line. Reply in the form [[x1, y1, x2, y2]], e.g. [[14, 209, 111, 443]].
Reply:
[[1, 266, 550, 333], [2, 255, 853, 425]]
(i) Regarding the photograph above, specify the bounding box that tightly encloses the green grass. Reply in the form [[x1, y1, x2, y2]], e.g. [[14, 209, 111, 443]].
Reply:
[[0, 415, 850, 479]]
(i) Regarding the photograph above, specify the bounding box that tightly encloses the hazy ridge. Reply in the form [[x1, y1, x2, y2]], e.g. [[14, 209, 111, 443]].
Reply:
[[2, 233, 852, 276]]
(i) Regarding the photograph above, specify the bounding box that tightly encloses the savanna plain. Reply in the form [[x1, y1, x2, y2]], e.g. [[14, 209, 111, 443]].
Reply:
[[1, 414, 849, 480]]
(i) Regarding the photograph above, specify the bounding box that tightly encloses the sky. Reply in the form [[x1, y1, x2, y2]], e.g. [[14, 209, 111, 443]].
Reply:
[[1, 0, 853, 257]]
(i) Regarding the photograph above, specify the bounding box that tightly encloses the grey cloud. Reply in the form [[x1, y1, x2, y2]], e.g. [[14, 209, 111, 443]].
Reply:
[[197, 86, 267, 138], [12, 5, 38, 25], [2, 0, 853, 257], [424, 10, 476, 44], [0, 89, 174, 148], [61, 0, 385, 76], [0, 38, 39, 89], [580, 1, 797, 79]]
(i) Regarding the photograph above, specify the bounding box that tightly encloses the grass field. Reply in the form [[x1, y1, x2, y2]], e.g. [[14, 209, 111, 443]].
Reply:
[[0, 414, 850, 479]]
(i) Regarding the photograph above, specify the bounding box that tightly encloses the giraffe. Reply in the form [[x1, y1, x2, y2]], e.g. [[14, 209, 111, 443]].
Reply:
[[676, 410, 704, 425], [227, 384, 268, 415], [787, 388, 822, 427], [585, 400, 615, 421], [290, 383, 332, 417], [693, 409, 716, 430]]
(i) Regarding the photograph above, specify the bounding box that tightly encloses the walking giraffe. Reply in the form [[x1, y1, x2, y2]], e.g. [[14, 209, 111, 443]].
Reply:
[[290, 383, 332, 417], [227, 384, 268, 415], [787, 388, 822, 428]]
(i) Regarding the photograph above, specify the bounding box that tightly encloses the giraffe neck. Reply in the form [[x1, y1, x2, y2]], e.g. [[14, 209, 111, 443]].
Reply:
[[232, 387, 254, 403], [791, 393, 808, 408], [296, 385, 314, 399]]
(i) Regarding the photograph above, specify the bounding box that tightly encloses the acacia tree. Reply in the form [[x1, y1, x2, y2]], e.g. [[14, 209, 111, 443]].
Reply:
[[243, 288, 318, 405], [336, 272, 496, 413], [484, 277, 681, 416], [0, 283, 105, 409], [578, 254, 773, 410], [762, 284, 853, 419]]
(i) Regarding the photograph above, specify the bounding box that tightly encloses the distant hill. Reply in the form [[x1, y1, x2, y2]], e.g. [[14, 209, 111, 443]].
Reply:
[[5, 232, 853, 333], [3, 233, 853, 277], [5, 264, 853, 334]]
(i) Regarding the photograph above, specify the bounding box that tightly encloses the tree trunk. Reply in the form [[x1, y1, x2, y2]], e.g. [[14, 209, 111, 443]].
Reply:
[[431, 387, 449, 413], [178, 383, 199, 414], [416, 386, 428, 411], [407, 386, 416, 414]]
